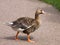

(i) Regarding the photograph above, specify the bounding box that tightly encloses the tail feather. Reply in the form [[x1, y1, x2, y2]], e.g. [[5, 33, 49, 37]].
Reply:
[[5, 22, 13, 26]]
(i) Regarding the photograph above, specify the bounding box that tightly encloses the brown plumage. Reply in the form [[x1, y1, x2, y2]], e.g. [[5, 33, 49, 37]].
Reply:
[[7, 9, 45, 42]]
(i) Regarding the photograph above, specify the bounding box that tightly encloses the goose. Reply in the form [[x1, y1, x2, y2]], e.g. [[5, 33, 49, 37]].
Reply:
[[7, 9, 45, 42]]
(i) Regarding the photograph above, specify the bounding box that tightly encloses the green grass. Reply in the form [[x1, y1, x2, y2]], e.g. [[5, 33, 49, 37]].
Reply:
[[40, 0, 60, 11]]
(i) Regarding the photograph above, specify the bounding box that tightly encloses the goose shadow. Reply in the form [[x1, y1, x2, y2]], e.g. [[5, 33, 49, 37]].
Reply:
[[3, 35, 33, 41]]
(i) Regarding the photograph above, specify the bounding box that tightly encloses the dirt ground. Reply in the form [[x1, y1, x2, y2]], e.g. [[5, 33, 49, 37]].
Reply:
[[0, 0, 60, 45]]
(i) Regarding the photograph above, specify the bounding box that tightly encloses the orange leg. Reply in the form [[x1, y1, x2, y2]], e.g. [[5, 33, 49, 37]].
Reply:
[[15, 31, 19, 40], [27, 34, 35, 43]]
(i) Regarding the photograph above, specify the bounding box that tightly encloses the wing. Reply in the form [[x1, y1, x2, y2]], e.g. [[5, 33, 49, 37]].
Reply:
[[17, 23, 34, 29], [18, 23, 34, 32], [11, 17, 35, 31], [11, 21, 34, 32]]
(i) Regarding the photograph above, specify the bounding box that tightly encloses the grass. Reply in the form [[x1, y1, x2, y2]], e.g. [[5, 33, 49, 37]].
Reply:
[[40, 0, 60, 11]]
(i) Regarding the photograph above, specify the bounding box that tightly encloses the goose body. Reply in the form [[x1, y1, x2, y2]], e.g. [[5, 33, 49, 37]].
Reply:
[[7, 9, 44, 42], [10, 17, 40, 34]]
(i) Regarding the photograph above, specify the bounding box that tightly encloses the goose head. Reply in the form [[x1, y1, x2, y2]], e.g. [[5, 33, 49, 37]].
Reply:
[[35, 9, 45, 15]]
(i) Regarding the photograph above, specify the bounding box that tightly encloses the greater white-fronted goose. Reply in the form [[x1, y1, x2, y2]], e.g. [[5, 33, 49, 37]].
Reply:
[[7, 9, 45, 42]]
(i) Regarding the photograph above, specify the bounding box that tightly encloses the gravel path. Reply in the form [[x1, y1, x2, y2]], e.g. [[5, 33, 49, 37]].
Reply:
[[0, 0, 60, 45]]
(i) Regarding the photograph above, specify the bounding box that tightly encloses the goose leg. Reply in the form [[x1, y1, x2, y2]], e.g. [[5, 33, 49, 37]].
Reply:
[[27, 34, 35, 43], [15, 31, 19, 40]]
